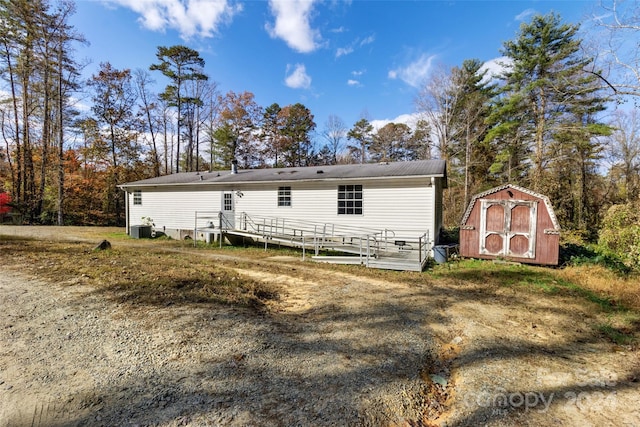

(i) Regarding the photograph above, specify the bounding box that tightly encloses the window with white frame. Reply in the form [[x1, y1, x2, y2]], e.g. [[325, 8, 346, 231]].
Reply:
[[133, 190, 142, 205], [337, 184, 363, 215], [278, 186, 291, 207], [223, 193, 233, 211]]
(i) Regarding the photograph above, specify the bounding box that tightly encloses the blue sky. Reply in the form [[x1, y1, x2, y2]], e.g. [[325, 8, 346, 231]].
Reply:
[[70, 0, 596, 135]]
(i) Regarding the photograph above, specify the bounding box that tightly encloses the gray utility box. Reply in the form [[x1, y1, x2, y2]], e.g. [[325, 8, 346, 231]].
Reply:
[[130, 225, 152, 239]]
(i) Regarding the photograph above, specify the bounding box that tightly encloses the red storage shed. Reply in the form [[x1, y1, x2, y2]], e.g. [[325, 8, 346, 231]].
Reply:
[[459, 184, 560, 265]]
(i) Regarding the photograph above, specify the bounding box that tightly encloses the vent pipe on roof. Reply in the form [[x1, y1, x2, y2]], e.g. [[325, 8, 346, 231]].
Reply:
[[231, 159, 238, 174]]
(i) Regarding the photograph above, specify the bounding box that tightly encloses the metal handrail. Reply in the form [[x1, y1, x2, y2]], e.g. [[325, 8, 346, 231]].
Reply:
[[239, 213, 382, 238], [194, 211, 222, 246], [198, 210, 433, 270]]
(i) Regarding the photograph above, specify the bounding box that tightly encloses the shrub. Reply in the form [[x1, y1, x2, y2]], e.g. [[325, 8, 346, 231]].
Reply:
[[598, 202, 640, 270]]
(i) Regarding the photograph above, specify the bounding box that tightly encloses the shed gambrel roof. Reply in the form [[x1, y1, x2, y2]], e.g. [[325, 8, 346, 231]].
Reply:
[[120, 160, 447, 189], [460, 184, 561, 231]]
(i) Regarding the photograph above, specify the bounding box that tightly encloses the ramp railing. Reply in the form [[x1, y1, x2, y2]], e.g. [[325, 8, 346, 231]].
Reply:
[[196, 211, 433, 270]]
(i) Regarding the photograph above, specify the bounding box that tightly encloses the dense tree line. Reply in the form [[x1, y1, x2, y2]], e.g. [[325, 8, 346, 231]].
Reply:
[[416, 10, 639, 238], [0, 0, 639, 252]]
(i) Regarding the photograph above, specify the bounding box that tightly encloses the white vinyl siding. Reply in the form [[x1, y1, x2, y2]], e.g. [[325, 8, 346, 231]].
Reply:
[[127, 177, 438, 241], [234, 178, 435, 236], [129, 188, 221, 230]]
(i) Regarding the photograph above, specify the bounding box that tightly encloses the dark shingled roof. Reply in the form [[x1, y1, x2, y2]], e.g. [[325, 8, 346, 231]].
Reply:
[[119, 160, 447, 188]]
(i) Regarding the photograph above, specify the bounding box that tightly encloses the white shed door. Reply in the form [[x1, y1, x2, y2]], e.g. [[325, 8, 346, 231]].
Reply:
[[479, 199, 537, 259], [221, 192, 235, 229]]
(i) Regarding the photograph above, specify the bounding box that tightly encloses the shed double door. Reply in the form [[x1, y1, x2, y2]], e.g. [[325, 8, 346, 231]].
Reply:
[[479, 199, 537, 259]]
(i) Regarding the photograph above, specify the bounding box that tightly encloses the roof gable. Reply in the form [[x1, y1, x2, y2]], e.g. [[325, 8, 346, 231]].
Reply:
[[460, 184, 560, 230]]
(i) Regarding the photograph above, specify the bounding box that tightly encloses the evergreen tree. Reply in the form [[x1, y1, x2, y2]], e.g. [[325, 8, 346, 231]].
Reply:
[[346, 118, 373, 164], [260, 103, 284, 167], [150, 45, 207, 173], [408, 119, 433, 160], [487, 13, 610, 229], [370, 122, 412, 162], [279, 103, 316, 167]]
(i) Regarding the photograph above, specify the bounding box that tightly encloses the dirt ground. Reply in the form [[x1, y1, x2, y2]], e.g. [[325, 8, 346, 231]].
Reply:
[[1, 226, 639, 426]]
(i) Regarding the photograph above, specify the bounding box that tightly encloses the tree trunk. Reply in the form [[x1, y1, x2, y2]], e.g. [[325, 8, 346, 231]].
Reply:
[[2, 41, 22, 204], [57, 45, 64, 226]]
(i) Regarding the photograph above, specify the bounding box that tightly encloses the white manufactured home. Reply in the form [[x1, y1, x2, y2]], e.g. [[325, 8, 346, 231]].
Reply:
[[119, 160, 447, 271]]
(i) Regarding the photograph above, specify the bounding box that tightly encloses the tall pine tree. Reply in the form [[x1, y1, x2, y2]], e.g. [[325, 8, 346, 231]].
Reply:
[[150, 45, 207, 173], [487, 13, 609, 230]]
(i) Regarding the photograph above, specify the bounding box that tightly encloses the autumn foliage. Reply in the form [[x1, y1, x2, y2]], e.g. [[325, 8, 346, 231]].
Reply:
[[0, 192, 12, 216]]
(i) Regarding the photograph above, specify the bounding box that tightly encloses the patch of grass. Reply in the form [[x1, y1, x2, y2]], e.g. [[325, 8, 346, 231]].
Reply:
[[556, 264, 640, 312], [103, 230, 130, 240], [430, 258, 631, 311], [191, 240, 305, 260], [549, 276, 621, 312], [430, 259, 543, 286], [1, 238, 280, 311], [0, 234, 35, 241], [430, 257, 640, 343], [597, 323, 637, 345]]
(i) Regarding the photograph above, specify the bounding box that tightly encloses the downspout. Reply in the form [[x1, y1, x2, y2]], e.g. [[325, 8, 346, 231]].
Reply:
[[124, 187, 130, 235]]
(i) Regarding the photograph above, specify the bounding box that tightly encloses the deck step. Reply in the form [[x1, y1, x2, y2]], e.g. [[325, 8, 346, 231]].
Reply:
[[311, 255, 425, 271], [311, 255, 364, 265]]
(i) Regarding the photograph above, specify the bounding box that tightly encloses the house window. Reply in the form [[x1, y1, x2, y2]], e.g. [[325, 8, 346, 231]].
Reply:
[[338, 185, 363, 215], [133, 190, 142, 205], [223, 193, 233, 211], [278, 186, 291, 207]]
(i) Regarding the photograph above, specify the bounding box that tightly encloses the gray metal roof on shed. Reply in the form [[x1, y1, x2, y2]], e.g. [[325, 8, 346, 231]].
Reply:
[[119, 160, 447, 188]]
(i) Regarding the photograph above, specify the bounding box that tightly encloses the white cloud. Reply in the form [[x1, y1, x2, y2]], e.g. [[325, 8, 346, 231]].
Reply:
[[360, 34, 375, 46], [351, 69, 365, 76], [481, 56, 513, 81], [335, 34, 375, 59], [515, 8, 536, 21], [388, 53, 436, 88], [370, 113, 421, 131], [347, 79, 360, 87], [266, 0, 320, 53], [336, 46, 353, 58], [285, 63, 312, 89], [104, 0, 241, 40]]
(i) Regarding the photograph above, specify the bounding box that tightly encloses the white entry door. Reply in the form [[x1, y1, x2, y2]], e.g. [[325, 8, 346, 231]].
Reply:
[[221, 192, 235, 229]]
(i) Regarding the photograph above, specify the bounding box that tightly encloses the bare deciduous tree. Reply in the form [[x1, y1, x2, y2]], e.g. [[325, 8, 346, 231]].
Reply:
[[321, 114, 346, 165], [591, 0, 640, 98], [414, 65, 459, 163], [607, 109, 640, 201]]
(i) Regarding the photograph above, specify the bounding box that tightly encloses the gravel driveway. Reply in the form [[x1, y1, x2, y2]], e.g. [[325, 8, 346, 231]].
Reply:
[[0, 258, 438, 426]]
